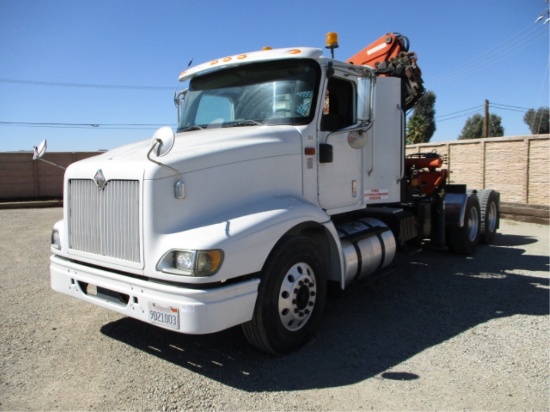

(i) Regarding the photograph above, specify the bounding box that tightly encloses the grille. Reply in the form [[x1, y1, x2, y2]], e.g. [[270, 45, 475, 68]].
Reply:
[[69, 179, 141, 263]]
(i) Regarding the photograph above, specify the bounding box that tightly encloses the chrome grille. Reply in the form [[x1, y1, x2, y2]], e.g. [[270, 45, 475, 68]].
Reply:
[[69, 179, 141, 263]]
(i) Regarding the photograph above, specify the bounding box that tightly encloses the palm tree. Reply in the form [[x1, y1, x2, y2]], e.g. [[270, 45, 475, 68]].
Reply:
[[406, 115, 428, 144]]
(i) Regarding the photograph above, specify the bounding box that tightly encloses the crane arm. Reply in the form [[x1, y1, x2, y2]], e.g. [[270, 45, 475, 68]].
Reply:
[[347, 33, 425, 111]]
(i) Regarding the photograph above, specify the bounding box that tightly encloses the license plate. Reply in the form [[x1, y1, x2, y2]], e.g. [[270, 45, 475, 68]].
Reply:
[[148, 302, 180, 330]]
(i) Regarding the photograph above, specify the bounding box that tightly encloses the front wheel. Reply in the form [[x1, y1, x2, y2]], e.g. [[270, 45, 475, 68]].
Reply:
[[447, 194, 481, 255], [242, 236, 327, 354]]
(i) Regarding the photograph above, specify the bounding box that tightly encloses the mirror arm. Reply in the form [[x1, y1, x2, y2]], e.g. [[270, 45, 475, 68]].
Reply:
[[32, 141, 66, 170], [146, 139, 186, 199], [34, 157, 66, 170], [146, 140, 183, 181]]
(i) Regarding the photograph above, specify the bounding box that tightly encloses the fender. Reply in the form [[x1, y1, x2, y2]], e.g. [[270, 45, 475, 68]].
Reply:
[[444, 184, 468, 227], [149, 195, 339, 284]]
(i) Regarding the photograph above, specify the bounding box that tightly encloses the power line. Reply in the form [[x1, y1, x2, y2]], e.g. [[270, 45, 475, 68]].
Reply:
[[437, 105, 484, 119], [429, 30, 547, 87], [436, 100, 541, 123], [436, 105, 484, 122], [490, 105, 529, 113], [0, 78, 173, 91], [427, 22, 546, 85], [490, 102, 532, 111], [436, 109, 484, 123], [426, 22, 548, 87], [0, 121, 175, 130], [0, 99, 541, 131]]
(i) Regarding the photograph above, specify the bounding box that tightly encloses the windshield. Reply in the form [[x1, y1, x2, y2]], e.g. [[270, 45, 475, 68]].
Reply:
[[177, 59, 321, 132]]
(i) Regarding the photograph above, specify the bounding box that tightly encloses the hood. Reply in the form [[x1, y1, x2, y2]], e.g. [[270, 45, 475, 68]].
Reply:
[[69, 125, 303, 180]]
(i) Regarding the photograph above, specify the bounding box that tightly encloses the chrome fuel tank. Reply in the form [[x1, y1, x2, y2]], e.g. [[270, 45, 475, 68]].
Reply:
[[336, 217, 396, 286]]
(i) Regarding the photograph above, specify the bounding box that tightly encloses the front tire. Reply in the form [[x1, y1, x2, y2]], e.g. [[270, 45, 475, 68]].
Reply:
[[242, 236, 327, 355], [447, 194, 481, 255]]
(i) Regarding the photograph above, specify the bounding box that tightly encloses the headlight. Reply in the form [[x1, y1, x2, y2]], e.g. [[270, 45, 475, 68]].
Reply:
[[175, 251, 195, 272], [158, 249, 224, 277], [51, 229, 61, 250]]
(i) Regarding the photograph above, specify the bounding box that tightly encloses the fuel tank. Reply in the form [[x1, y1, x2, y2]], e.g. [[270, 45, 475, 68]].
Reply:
[[336, 217, 396, 286]]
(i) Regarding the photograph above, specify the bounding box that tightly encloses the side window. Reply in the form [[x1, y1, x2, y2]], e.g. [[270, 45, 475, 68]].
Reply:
[[321, 77, 355, 131], [196, 95, 233, 125]]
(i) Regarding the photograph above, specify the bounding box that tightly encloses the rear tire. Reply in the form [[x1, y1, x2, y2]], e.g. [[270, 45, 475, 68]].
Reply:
[[447, 194, 481, 255], [478, 189, 499, 244], [242, 236, 327, 355]]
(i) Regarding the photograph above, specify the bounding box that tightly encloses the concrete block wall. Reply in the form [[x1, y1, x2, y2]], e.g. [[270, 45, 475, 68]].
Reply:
[[0, 134, 548, 206], [528, 138, 550, 205], [0, 152, 101, 201], [406, 134, 550, 206]]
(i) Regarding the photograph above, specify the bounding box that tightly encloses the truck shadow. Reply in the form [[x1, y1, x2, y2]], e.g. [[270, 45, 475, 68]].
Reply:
[[101, 232, 548, 392]]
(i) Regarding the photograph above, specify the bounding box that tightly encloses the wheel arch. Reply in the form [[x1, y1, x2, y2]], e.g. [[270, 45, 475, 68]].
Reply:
[[268, 221, 343, 284]]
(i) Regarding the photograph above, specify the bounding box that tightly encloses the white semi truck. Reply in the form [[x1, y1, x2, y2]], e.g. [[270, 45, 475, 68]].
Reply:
[[39, 33, 500, 354]]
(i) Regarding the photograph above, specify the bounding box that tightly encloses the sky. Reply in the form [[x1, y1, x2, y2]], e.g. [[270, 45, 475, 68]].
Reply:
[[0, 0, 548, 152]]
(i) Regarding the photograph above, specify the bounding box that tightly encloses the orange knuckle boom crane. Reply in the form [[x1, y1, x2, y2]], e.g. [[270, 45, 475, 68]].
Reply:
[[346, 33, 443, 197], [347, 32, 425, 111]]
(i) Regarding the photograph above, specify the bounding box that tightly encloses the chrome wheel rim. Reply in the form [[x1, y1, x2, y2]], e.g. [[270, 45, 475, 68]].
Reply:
[[468, 206, 480, 242], [486, 201, 498, 233], [278, 262, 317, 332]]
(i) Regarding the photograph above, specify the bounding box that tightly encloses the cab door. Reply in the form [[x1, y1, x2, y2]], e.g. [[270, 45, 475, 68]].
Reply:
[[317, 75, 363, 213]]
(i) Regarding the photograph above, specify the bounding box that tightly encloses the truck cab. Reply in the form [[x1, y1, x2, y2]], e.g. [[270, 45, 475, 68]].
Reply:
[[175, 48, 402, 214]]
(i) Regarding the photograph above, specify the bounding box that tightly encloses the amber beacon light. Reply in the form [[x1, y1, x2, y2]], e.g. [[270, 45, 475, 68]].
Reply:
[[325, 32, 339, 58]]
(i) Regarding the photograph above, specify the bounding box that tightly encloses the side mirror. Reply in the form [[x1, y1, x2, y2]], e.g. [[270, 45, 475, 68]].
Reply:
[[150, 126, 175, 157], [174, 89, 188, 124], [33, 140, 47, 160]]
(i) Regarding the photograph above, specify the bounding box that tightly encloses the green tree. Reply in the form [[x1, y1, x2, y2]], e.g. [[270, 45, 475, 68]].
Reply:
[[406, 90, 436, 144], [459, 113, 504, 139], [406, 115, 428, 144], [523, 107, 549, 134]]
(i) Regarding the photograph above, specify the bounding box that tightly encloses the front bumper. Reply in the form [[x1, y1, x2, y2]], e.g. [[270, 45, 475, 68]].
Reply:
[[50, 255, 259, 334]]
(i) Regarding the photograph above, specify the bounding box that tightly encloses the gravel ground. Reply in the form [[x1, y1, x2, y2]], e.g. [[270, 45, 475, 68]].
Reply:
[[1, 207, 548, 411]]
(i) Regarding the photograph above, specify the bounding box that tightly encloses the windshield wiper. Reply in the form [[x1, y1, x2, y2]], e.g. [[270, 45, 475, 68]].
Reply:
[[223, 120, 263, 128], [178, 125, 204, 132]]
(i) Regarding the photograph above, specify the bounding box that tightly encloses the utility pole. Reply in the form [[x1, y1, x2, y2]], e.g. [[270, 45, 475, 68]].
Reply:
[[483, 99, 489, 138]]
